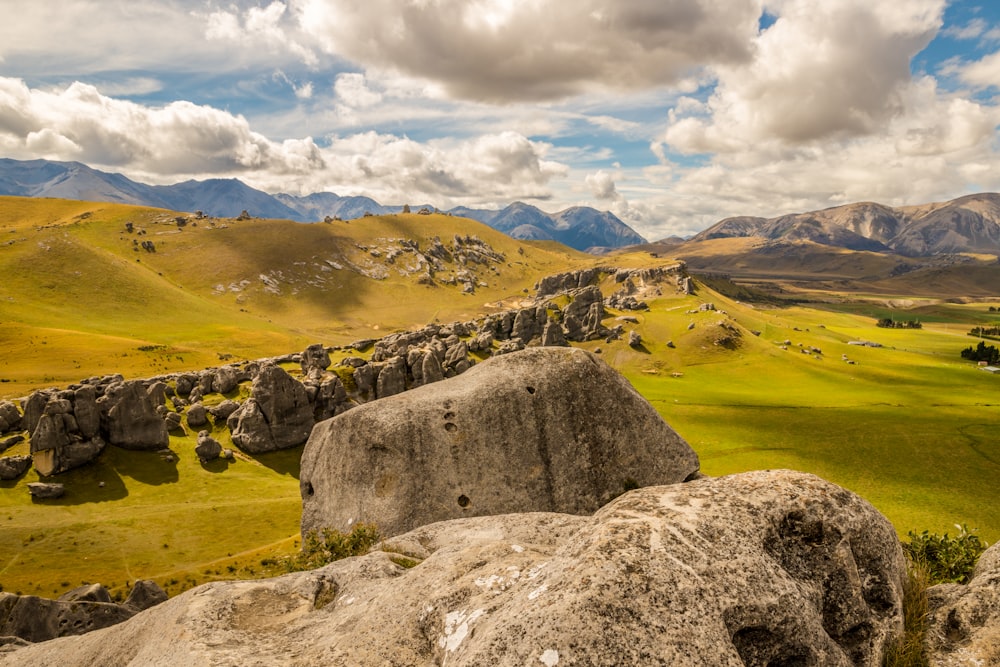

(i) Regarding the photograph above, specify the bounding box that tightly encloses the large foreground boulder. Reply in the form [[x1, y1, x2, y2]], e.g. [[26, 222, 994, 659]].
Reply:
[[0, 471, 905, 666], [300, 347, 699, 538], [926, 541, 1000, 664]]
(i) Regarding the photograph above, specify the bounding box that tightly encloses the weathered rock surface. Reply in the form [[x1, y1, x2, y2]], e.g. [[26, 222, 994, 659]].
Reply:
[[0, 455, 31, 480], [0, 401, 21, 434], [26, 482, 64, 499], [926, 541, 1000, 665], [58, 584, 112, 604], [194, 430, 222, 462], [300, 343, 331, 380], [0, 471, 905, 666], [97, 381, 169, 450], [300, 347, 699, 538], [122, 580, 168, 613], [0, 593, 134, 644], [228, 365, 314, 453], [185, 403, 208, 428]]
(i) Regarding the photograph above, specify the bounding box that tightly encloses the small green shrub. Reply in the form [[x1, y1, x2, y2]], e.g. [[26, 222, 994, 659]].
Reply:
[[904, 524, 988, 584], [279, 523, 381, 573]]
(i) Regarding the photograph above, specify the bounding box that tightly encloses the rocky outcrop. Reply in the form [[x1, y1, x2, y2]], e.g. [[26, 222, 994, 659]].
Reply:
[[28, 386, 107, 475], [0, 593, 135, 644], [300, 347, 699, 538], [122, 580, 168, 613], [97, 381, 169, 451], [0, 401, 21, 434], [194, 430, 222, 462], [300, 343, 331, 381], [926, 541, 1000, 665], [227, 365, 314, 453], [26, 482, 64, 499], [0, 455, 31, 480], [0, 471, 905, 666]]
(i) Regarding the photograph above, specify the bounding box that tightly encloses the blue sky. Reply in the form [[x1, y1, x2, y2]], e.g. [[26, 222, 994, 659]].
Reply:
[[1, 0, 1000, 239]]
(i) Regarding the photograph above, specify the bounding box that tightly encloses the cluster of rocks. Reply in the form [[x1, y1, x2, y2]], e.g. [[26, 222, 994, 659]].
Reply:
[[0, 264, 686, 481], [2, 348, 932, 666], [0, 580, 167, 646]]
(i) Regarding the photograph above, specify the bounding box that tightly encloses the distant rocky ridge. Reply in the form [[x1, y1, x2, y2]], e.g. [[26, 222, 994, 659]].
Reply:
[[0, 264, 689, 481], [0, 158, 645, 253], [693, 193, 1000, 257]]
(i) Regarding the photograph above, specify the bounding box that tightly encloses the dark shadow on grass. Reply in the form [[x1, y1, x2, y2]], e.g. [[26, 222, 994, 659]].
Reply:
[[111, 448, 179, 486], [249, 444, 303, 479], [29, 457, 129, 505], [630, 343, 652, 354], [200, 457, 232, 473]]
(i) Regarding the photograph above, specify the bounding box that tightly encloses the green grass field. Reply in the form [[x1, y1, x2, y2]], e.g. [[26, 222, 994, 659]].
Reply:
[[1, 197, 998, 599]]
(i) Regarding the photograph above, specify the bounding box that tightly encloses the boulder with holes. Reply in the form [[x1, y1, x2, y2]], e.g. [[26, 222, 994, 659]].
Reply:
[[299, 347, 699, 538], [0, 470, 905, 666]]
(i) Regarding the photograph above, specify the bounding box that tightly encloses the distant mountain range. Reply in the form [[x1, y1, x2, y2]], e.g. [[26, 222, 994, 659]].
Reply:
[[0, 158, 645, 253], [692, 194, 1000, 257]]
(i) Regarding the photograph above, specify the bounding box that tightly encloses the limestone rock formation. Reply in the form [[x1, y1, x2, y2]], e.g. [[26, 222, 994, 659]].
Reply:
[[207, 399, 240, 421], [58, 584, 112, 604], [28, 388, 108, 476], [185, 403, 208, 428], [122, 580, 168, 613], [300, 343, 332, 381], [97, 381, 169, 450], [0, 401, 21, 434], [0, 593, 135, 644], [26, 482, 64, 499], [300, 347, 699, 538], [925, 541, 1000, 665], [0, 471, 905, 666], [194, 430, 222, 462], [227, 365, 314, 453], [0, 455, 31, 480]]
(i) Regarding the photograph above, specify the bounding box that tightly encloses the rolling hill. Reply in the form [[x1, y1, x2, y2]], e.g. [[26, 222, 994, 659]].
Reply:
[[0, 196, 594, 396], [0, 158, 644, 253]]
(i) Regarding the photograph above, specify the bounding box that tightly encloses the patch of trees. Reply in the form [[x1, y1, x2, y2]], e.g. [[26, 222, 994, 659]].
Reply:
[[969, 326, 1000, 338], [961, 340, 1000, 365], [876, 318, 922, 329]]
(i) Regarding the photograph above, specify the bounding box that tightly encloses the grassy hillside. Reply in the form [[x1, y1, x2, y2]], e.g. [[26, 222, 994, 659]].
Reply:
[[2, 196, 999, 599], [0, 197, 589, 397]]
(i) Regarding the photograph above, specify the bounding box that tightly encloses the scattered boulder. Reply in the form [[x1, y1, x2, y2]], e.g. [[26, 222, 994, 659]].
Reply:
[[374, 356, 406, 399], [926, 541, 1000, 664], [0, 455, 31, 480], [0, 434, 24, 451], [0, 401, 21, 434], [194, 431, 222, 462], [185, 403, 208, 428], [300, 347, 699, 538], [628, 330, 642, 348], [122, 580, 168, 613], [227, 365, 314, 453], [300, 344, 331, 380], [58, 584, 112, 605], [211, 366, 241, 395], [0, 593, 135, 644], [98, 381, 169, 451], [163, 412, 183, 431], [27, 483, 65, 499], [207, 399, 240, 422], [2, 471, 905, 666]]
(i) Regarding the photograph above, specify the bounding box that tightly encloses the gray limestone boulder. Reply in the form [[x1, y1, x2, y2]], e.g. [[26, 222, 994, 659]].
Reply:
[[72, 386, 100, 439], [925, 541, 1000, 665], [375, 356, 407, 399], [300, 343, 332, 380], [20, 390, 52, 436], [194, 430, 222, 462], [29, 396, 107, 476], [211, 366, 241, 395], [540, 320, 567, 347], [27, 483, 64, 499], [0, 401, 21, 434], [0, 593, 134, 644], [207, 399, 240, 421], [174, 374, 197, 397], [98, 381, 169, 450], [0, 471, 905, 666], [185, 403, 208, 428], [58, 584, 112, 604], [0, 455, 31, 480], [227, 365, 314, 453], [561, 285, 609, 341], [300, 347, 700, 538], [146, 381, 167, 408], [122, 580, 168, 613]]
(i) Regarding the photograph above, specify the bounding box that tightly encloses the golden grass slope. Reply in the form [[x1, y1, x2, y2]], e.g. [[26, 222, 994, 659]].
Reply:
[[0, 196, 591, 397]]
